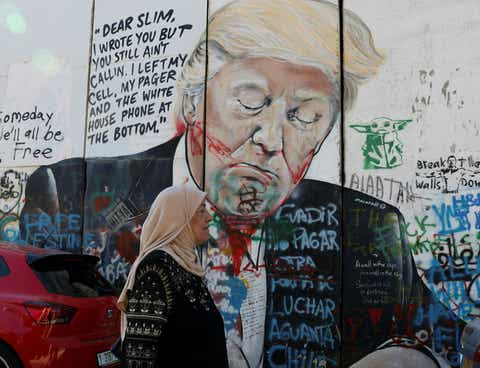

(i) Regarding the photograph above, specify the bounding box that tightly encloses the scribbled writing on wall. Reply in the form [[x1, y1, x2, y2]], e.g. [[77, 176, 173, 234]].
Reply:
[[341, 190, 464, 366], [87, 9, 194, 149], [416, 155, 480, 193], [265, 194, 341, 368], [394, 194, 480, 366], [349, 173, 416, 204], [0, 107, 64, 164]]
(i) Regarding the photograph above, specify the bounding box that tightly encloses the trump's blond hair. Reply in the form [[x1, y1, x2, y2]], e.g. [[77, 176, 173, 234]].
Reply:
[[178, 0, 383, 123]]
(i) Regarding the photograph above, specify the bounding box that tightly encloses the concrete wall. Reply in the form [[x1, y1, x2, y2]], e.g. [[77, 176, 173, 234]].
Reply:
[[2, 0, 479, 366]]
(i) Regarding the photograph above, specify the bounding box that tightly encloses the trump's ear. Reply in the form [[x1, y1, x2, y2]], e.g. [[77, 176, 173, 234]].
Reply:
[[182, 40, 233, 125], [182, 41, 232, 127], [182, 93, 201, 126], [182, 41, 232, 125]]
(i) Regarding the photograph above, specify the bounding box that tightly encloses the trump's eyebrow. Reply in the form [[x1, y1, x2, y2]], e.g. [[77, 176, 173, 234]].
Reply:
[[230, 76, 269, 92], [293, 88, 330, 102]]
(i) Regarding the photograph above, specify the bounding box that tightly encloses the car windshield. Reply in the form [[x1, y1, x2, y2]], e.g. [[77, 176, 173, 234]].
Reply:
[[28, 254, 118, 297]]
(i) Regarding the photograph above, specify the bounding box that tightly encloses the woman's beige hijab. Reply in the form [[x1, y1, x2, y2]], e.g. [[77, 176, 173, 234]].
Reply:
[[117, 183, 207, 337]]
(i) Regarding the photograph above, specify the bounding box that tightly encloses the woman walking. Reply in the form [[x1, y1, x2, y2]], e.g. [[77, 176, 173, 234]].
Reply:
[[117, 183, 229, 367]]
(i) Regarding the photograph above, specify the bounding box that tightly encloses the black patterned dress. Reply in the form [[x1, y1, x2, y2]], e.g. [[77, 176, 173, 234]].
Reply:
[[122, 250, 228, 367]]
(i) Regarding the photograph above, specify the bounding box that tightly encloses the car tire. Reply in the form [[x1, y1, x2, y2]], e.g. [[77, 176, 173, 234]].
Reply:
[[0, 343, 22, 368]]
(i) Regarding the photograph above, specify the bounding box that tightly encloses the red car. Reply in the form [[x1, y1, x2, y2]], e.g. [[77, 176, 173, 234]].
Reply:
[[0, 243, 121, 368]]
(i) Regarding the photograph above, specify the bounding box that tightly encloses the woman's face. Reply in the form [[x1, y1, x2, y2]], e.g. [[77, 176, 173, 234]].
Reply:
[[190, 199, 212, 245]]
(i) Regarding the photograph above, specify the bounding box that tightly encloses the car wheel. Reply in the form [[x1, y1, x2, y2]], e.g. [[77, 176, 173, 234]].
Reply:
[[0, 343, 22, 368]]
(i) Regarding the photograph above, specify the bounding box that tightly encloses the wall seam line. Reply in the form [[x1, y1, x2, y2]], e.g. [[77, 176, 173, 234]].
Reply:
[[201, 0, 210, 191], [339, 0, 346, 366], [80, 0, 96, 255]]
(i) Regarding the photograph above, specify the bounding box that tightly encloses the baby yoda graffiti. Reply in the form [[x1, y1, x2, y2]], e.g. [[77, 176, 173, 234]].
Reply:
[[350, 117, 412, 169]]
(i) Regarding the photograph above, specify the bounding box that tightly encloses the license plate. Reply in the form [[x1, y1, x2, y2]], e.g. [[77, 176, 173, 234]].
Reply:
[[97, 350, 120, 367]]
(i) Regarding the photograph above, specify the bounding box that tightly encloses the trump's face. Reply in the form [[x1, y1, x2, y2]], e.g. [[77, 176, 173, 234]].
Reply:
[[186, 57, 336, 220]]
